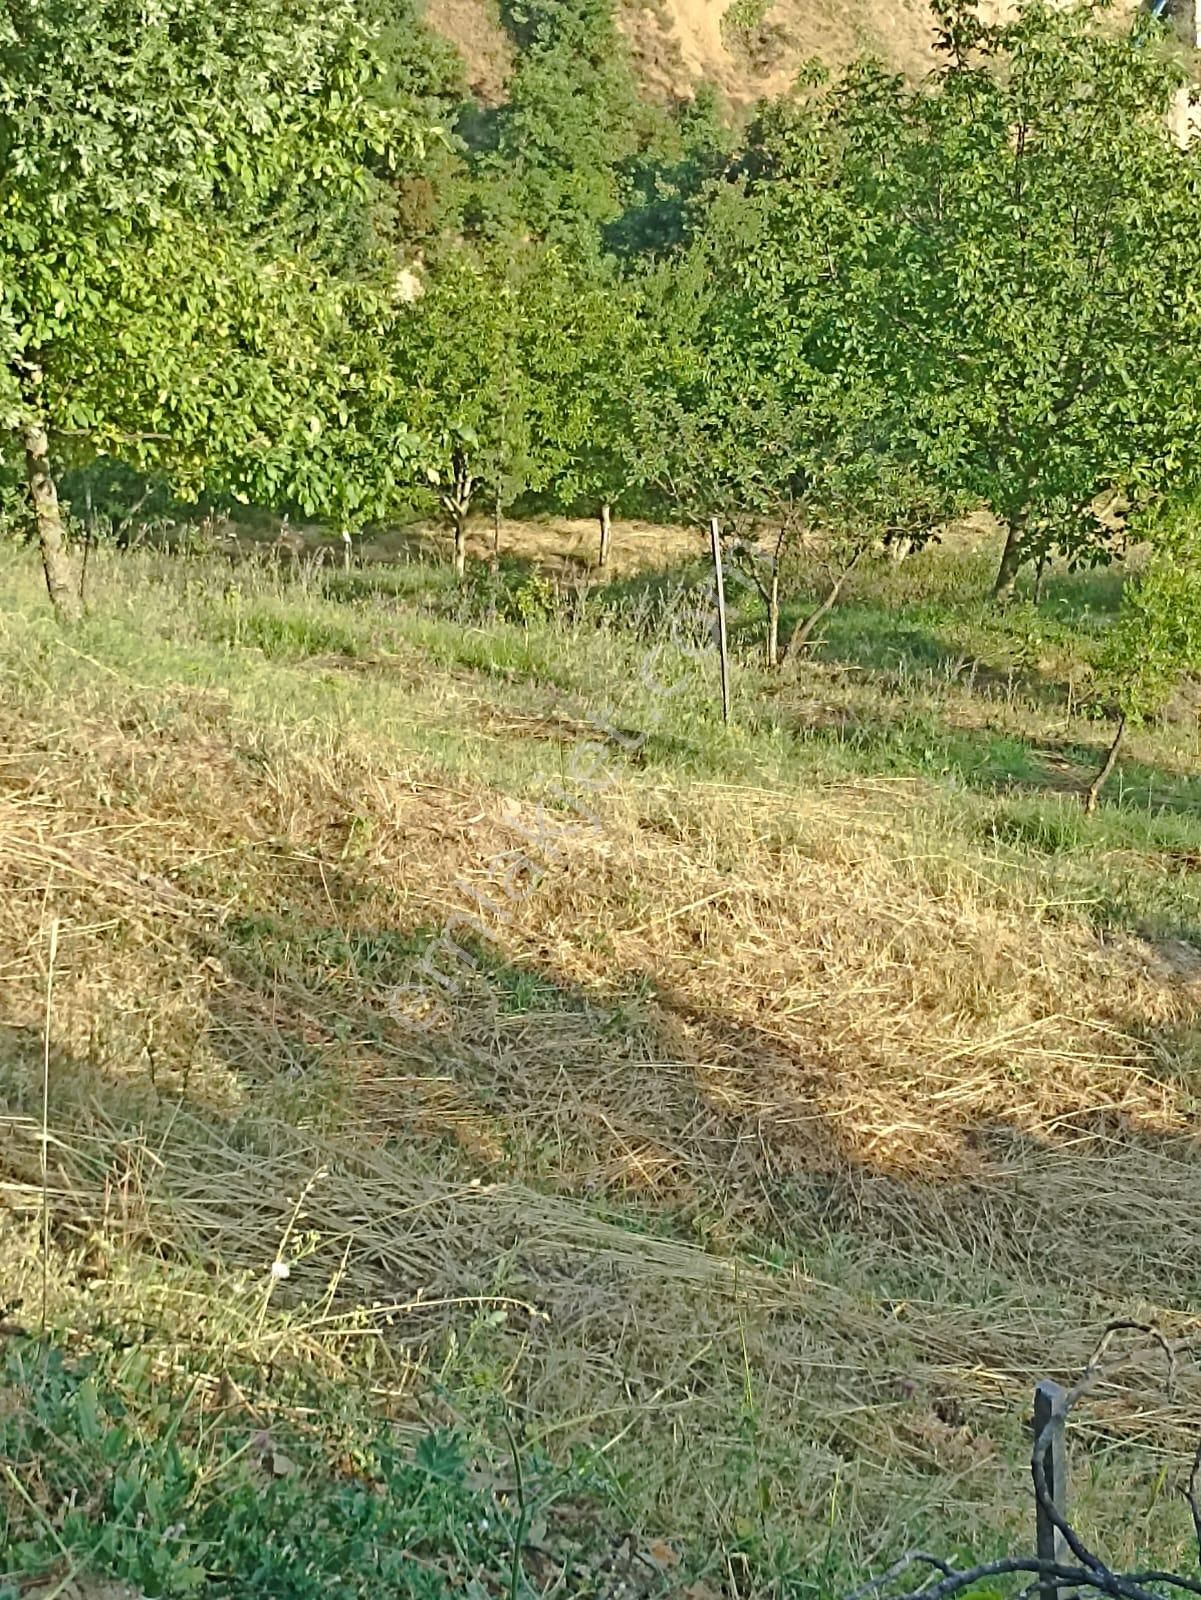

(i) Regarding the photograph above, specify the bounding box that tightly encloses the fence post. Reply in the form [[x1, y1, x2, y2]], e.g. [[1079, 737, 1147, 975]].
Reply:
[[1033, 1378, 1069, 1600], [708, 515, 731, 725]]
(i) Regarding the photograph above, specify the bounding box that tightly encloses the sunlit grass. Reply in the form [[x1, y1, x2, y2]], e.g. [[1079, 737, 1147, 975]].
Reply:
[[3, 529, 1201, 1596]]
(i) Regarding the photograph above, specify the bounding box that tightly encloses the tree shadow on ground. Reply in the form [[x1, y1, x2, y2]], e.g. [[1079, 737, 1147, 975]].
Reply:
[[321, 551, 544, 608], [183, 883, 1201, 1369], [767, 679, 1201, 821], [789, 609, 1088, 723], [10, 873, 1200, 1315], [7, 782, 1200, 1545], [583, 561, 710, 628], [1037, 563, 1127, 617]]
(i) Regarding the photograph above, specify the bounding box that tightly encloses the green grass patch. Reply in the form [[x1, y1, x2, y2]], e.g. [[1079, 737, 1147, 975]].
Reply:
[[212, 603, 367, 660], [0, 1336, 560, 1600]]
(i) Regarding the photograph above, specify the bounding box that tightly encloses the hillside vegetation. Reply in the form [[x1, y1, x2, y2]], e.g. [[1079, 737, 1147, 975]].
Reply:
[[424, 0, 943, 108], [8, 0, 1201, 1593]]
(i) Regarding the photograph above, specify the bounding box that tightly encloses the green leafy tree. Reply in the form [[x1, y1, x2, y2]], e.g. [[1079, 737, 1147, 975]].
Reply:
[[465, 0, 646, 260], [389, 246, 579, 576], [530, 272, 649, 566], [638, 160, 953, 666], [1086, 497, 1201, 810], [0, 0, 420, 620], [361, 0, 471, 248], [815, 0, 1201, 598], [607, 83, 735, 261]]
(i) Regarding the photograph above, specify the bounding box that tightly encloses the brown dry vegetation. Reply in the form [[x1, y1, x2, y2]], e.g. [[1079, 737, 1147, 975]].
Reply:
[[616, 0, 939, 108], [424, 0, 516, 101], [225, 508, 702, 576], [423, 0, 944, 108], [421, 0, 1149, 113], [3, 533, 1201, 1586]]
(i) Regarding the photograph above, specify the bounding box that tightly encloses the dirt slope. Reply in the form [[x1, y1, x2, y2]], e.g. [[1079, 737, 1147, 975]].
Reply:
[[422, 0, 1173, 109], [618, 0, 942, 104], [423, 0, 946, 108]]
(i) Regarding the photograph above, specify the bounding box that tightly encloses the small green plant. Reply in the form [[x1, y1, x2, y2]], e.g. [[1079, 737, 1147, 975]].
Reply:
[[720, 0, 771, 42], [511, 572, 557, 628]]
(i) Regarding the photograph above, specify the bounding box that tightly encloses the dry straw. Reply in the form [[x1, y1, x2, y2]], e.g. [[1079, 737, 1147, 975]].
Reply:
[[2, 682, 1201, 1559]]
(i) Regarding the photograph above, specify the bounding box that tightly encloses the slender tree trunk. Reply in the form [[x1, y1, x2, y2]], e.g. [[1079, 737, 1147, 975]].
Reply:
[[1083, 713, 1126, 814], [446, 449, 474, 582], [1033, 549, 1049, 604], [993, 515, 1026, 602], [766, 567, 780, 668], [598, 501, 612, 568], [889, 536, 912, 565], [790, 546, 864, 655], [22, 420, 81, 624], [491, 495, 501, 575], [80, 484, 95, 611]]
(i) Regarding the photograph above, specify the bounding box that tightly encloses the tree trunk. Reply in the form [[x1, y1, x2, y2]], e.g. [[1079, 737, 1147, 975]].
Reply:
[[766, 567, 780, 668], [491, 495, 501, 575], [993, 515, 1026, 602], [22, 421, 81, 624], [598, 501, 612, 568], [789, 546, 864, 656], [446, 449, 474, 581], [80, 484, 95, 611], [889, 536, 912, 565], [1083, 713, 1126, 814], [1033, 549, 1049, 604]]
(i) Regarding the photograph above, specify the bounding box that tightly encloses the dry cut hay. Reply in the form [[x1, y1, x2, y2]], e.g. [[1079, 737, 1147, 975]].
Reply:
[[3, 695, 1201, 1558]]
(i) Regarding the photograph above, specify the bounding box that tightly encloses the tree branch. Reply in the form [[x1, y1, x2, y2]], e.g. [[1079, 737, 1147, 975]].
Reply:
[[849, 1323, 1196, 1600]]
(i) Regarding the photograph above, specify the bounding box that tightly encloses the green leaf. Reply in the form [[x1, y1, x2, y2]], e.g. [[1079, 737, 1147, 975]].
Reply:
[[414, 1428, 466, 1484]]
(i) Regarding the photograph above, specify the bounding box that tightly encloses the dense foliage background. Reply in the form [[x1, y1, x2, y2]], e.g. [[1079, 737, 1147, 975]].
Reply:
[[6, 0, 1201, 768]]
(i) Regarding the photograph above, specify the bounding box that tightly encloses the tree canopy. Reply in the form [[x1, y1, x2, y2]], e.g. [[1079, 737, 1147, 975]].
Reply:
[[788, 2, 1201, 597], [1, 0, 424, 614], [9, 0, 1201, 779]]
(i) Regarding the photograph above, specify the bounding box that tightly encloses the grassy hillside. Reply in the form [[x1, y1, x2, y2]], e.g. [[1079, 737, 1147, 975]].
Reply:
[[4, 523, 1201, 1596]]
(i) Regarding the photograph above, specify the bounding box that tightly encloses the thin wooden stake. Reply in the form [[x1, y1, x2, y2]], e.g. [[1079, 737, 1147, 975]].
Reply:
[[709, 515, 731, 724], [41, 917, 59, 1334], [1033, 1378, 1069, 1600], [79, 483, 94, 612]]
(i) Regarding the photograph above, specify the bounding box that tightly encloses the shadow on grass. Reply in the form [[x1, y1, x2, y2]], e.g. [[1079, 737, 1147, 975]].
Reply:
[[4, 783, 1194, 1571], [769, 552, 1124, 711], [192, 866, 1201, 1335], [764, 679, 1201, 824], [804, 612, 966, 678], [320, 552, 547, 609], [1037, 562, 1127, 617], [582, 560, 710, 637], [792, 606, 1091, 724]]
